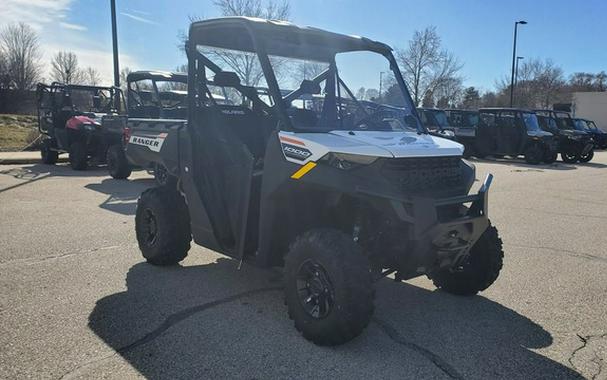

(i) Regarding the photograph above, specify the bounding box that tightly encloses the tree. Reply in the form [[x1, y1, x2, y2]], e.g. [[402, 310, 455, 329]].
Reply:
[[119, 67, 132, 91], [496, 58, 566, 108], [50, 51, 84, 84], [396, 26, 463, 106], [186, 0, 291, 86], [461, 86, 481, 109], [364, 88, 379, 101], [212, 0, 290, 20], [83, 67, 101, 86], [0, 23, 43, 90]]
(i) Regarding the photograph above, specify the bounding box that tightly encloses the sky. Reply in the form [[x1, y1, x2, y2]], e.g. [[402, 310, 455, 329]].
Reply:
[[1, 0, 606, 92]]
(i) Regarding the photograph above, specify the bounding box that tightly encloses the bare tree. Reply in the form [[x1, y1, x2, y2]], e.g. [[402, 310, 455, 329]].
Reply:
[[0, 23, 43, 89], [185, 0, 291, 86], [50, 51, 84, 84], [119, 67, 132, 91], [496, 58, 566, 108], [212, 0, 290, 20], [396, 26, 463, 106], [83, 67, 101, 86]]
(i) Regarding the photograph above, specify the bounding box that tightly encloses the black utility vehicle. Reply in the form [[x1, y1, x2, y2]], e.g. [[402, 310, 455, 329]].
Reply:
[[132, 17, 503, 346], [37, 82, 124, 170], [535, 110, 594, 163], [573, 118, 607, 150], [417, 108, 456, 137], [445, 109, 480, 157], [104, 71, 189, 182], [476, 108, 558, 164], [126, 71, 188, 119]]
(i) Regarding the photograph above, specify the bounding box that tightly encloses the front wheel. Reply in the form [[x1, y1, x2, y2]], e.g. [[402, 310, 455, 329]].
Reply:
[[284, 229, 374, 346], [524, 144, 544, 165], [41, 139, 58, 165], [69, 141, 88, 170], [154, 163, 177, 188], [431, 223, 504, 296], [543, 150, 558, 164], [561, 149, 578, 163], [578, 149, 594, 163], [135, 187, 191, 265], [107, 144, 132, 179]]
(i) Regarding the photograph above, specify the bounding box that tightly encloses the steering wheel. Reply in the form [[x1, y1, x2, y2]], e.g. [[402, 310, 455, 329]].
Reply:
[[353, 106, 398, 130]]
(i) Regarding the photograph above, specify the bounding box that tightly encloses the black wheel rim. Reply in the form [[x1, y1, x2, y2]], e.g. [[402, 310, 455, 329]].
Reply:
[[296, 260, 334, 319], [142, 208, 158, 246]]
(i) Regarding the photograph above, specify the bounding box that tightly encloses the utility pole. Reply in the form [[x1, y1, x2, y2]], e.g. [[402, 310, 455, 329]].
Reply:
[[509, 20, 527, 107]]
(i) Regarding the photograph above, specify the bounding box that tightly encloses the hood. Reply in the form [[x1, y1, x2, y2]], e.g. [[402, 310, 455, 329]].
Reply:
[[329, 131, 463, 158], [560, 129, 588, 137], [279, 130, 463, 165]]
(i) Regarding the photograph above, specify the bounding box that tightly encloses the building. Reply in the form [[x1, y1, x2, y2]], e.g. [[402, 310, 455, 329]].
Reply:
[[572, 92, 607, 128]]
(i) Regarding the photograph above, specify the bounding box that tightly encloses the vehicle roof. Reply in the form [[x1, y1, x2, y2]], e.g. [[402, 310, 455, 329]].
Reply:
[[418, 107, 446, 112], [127, 71, 187, 82], [39, 82, 115, 92], [444, 109, 478, 113], [188, 17, 392, 61], [479, 107, 534, 113]]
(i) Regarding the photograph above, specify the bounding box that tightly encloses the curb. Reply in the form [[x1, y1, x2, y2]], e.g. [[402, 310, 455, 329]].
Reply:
[[0, 157, 68, 165]]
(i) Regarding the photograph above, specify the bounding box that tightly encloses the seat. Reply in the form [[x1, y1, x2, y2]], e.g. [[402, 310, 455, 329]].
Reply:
[[216, 105, 266, 159], [288, 108, 318, 129]]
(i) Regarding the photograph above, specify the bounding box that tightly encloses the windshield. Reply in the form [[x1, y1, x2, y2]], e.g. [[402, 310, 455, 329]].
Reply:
[[522, 112, 542, 132], [538, 116, 558, 131], [574, 119, 589, 131], [431, 110, 450, 128], [269, 51, 423, 133], [155, 80, 188, 108], [587, 121, 599, 131]]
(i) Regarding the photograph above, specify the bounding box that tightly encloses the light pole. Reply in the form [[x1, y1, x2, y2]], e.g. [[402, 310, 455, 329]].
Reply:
[[110, 0, 120, 108], [509, 20, 527, 107], [379, 71, 386, 97], [514, 56, 524, 106]]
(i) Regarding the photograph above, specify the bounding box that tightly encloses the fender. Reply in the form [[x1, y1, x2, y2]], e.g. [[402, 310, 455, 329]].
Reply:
[[66, 115, 100, 130]]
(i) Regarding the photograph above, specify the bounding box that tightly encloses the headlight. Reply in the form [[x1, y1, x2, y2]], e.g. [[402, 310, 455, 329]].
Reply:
[[440, 130, 455, 137], [321, 152, 378, 170]]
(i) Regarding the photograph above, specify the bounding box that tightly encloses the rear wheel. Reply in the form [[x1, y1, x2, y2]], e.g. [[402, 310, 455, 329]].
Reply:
[[69, 141, 88, 170], [431, 223, 503, 296], [135, 187, 191, 265], [41, 139, 58, 165], [524, 144, 543, 165], [107, 144, 132, 179], [578, 149, 594, 163], [284, 229, 374, 346]]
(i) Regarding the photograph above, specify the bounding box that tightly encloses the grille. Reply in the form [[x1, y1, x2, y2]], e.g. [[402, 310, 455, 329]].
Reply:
[[381, 157, 465, 194]]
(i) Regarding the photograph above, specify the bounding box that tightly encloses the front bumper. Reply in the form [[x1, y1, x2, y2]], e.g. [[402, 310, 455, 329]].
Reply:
[[356, 174, 493, 278]]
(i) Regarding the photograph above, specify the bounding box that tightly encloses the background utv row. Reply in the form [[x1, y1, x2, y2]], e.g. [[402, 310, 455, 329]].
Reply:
[[418, 107, 604, 164]]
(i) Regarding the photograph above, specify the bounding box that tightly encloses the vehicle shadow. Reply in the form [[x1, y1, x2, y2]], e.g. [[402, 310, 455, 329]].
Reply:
[[85, 177, 154, 215], [87, 259, 583, 379], [0, 163, 109, 179]]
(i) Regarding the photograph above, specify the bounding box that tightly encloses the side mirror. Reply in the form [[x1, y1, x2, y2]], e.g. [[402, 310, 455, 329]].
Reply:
[[213, 71, 241, 87]]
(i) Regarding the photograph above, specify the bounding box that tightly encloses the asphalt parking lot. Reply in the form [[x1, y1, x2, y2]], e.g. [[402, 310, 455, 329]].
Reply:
[[1, 155, 606, 380]]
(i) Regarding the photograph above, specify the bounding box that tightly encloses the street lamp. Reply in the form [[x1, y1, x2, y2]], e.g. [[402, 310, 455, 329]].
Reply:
[[514, 56, 524, 106], [509, 20, 527, 107]]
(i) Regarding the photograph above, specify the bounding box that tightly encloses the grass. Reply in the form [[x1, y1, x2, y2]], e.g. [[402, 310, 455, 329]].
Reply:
[[0, 114, 40, 151]]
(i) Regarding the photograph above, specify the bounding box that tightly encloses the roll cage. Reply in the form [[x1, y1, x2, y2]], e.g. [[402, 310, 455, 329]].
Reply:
[[126, 71, 188, 119], [185, 17, 422, 133]]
